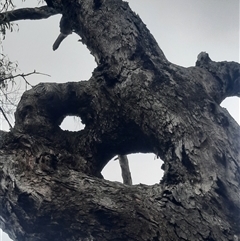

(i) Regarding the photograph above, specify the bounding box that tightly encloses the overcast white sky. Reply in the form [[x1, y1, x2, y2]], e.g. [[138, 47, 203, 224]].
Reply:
[[1, 1, 239, 240]]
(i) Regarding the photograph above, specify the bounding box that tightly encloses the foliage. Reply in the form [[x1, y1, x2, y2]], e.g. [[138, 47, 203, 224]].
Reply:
[[0, 0, 15, 36], [0, 0, 44, 127]]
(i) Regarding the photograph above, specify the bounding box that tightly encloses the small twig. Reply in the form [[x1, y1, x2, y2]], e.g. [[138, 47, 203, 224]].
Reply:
[[1, 70, 51, 87], [0, 88, 18, 107], [0, 106, 12, 129]]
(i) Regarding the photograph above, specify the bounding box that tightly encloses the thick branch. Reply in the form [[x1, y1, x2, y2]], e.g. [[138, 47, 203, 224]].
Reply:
[[0, 6, 58, 24], [196, 52, 240, 103]]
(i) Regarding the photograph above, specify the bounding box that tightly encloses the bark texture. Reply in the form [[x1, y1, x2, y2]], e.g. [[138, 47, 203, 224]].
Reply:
[[0, 0, 240, 240]]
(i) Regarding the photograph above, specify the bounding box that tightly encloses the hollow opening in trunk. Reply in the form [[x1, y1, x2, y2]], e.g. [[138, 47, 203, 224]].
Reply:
[[102, 153, 164, 185], [60, 115, 85, 131], [220, 96, 239, 124]]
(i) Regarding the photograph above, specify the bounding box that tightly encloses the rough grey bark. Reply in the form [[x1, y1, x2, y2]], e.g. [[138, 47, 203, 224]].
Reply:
[[0, 0, 240, 240]]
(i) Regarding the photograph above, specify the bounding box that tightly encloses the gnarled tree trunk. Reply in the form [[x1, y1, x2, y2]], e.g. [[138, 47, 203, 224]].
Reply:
[[0, 0, 239, 240]]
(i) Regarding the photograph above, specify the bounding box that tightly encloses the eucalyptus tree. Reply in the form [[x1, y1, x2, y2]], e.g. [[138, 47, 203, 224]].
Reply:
[[0, 1, 239, 240]]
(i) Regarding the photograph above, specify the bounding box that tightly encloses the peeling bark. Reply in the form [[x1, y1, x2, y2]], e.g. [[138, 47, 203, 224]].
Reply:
[[0, 0, 240, 240]]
